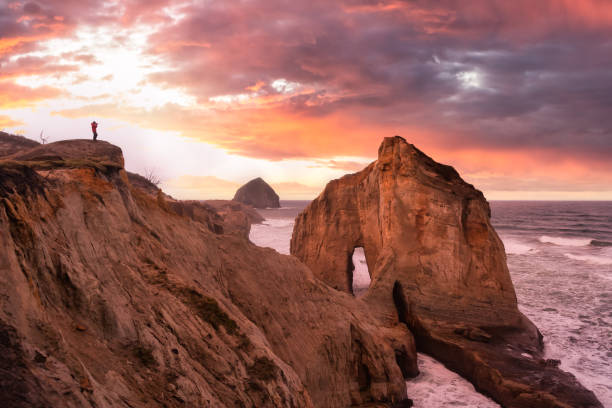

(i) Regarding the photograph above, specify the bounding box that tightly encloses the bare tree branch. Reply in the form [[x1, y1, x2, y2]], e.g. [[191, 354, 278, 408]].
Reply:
[[144, 167, 161, 186]]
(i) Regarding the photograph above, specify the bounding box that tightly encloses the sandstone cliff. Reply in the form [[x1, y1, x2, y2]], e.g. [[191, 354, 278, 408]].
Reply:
[[205, 200, 265, 238], [291, 136, 602, 408], [233, 177, 280, 208], [0, 139, 418, 407]]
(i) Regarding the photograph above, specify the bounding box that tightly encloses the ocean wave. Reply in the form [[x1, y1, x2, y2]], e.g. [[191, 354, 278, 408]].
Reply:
[[539, 235, 594, 247], [563, 253, 612, 266], [503, 238, 539, 255], [262, 218, 295, 228]]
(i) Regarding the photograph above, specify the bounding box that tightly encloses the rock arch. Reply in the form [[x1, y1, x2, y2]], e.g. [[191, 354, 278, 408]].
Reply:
[[291, 136, 602, 408]]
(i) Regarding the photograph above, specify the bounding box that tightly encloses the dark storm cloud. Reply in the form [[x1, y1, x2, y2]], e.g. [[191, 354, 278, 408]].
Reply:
[[139, 0, 612, 160]]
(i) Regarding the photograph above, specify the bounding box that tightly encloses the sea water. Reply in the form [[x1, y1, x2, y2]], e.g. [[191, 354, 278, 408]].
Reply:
[[249, 201, 612, 407]]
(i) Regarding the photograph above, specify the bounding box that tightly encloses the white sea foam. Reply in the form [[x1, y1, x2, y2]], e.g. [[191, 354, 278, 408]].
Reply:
[[539, 235, 593, 247], [405, 353, 500, 407], [503, 238, 538, 255], [249, 222, 292, 255], [563, 253, 612, 266], [261, 218, 295, 228]]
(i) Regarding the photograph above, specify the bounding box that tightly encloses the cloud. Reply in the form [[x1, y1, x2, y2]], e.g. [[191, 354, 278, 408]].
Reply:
[[0, 1, 74, 59], [270, 182, 324, 200], [0, 55, 78, 79], [53, 101, 399, 159], [162, 175, 240, 200], [112, 0, 611, 165], [0, 114, 23, 128], [0, 81, 65, 108], [4, 0, 612, 197]]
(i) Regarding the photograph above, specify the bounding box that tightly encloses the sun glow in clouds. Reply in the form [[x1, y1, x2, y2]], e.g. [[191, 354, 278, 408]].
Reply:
[[11, 24, 197, 110], [457, 70, 483, 89], [271, 78, 300, 94], [208, 78, 306, 107]]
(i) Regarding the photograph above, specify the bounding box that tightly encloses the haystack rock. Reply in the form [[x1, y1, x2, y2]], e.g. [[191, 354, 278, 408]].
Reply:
[[291, 136, 602, 408], [0, 138, 419, 407], [233, 177, 280, 208]]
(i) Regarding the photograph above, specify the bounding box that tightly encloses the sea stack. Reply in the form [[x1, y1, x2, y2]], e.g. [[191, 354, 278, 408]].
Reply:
[[291, 136, 602, 408], [233, 177, 280, 208]]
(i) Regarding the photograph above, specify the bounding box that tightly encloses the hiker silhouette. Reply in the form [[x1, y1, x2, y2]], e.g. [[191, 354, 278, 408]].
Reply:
[[91, 121, 98, 141]]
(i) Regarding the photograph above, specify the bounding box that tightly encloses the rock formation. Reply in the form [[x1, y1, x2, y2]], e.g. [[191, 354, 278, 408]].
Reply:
[[205, 200, 265, 238], [233, 177, 280, 208], [0, 139, 418, 407], [291, 136, 602, 408]]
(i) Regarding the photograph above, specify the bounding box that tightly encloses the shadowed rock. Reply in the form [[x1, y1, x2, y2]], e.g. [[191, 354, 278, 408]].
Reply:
[[291, 136, 602, 408], [233, 177, 280, 208]]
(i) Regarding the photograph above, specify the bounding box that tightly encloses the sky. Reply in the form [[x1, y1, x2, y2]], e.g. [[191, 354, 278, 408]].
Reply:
[[1, 0, 611, 200]]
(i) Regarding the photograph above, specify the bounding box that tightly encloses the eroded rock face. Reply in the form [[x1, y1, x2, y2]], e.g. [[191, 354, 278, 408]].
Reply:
[[233, 177, 280, 208], [205, 200, 265, 238], [0, 140, 417, 407], [291, 136, 602, 408]]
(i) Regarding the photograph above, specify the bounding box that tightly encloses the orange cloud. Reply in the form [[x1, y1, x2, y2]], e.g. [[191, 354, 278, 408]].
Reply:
[[0, 56, 78, 79], [163, 175, 240, 200], [0, 82, 65, 108], [271, 182, 325, 200], [0, 26, 69, 58], [0, 114, 23, 128], [53, 102, 402, 159], [153, 41, 211, 53]]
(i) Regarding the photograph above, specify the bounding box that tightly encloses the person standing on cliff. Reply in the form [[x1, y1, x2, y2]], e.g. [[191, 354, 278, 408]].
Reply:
[[91, 121, 98, 141]]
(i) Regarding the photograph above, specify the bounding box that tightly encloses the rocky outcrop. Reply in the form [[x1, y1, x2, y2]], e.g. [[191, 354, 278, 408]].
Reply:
[[7, 139, 124, 168], [233, 177, 280, 208], [291, 136, 602, 408], [0, 139, 419, 407], [205, 200, 265, 238]]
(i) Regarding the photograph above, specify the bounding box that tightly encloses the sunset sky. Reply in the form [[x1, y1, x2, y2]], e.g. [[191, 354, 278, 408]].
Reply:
[[1, 0, 611, 200]]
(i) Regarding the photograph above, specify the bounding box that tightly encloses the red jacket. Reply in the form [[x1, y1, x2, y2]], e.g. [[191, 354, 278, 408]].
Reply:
[[91, 122, 97, 130]]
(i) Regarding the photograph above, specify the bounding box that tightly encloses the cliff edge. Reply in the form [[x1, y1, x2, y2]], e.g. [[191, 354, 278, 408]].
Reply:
[[0, 139, 417, 407], [291, 136, 602, 408]]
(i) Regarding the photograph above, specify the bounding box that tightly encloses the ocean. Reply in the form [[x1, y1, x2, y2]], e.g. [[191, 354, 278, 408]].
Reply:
[[249, 201, 612, 407]]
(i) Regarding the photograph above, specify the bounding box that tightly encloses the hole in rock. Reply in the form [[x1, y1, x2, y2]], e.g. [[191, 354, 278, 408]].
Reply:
[[350, 247, 371, 297]]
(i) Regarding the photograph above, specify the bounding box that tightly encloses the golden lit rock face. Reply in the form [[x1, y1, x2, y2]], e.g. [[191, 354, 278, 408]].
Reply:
[[291, 136, 603, 408], [292, 135, 518, 324]]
